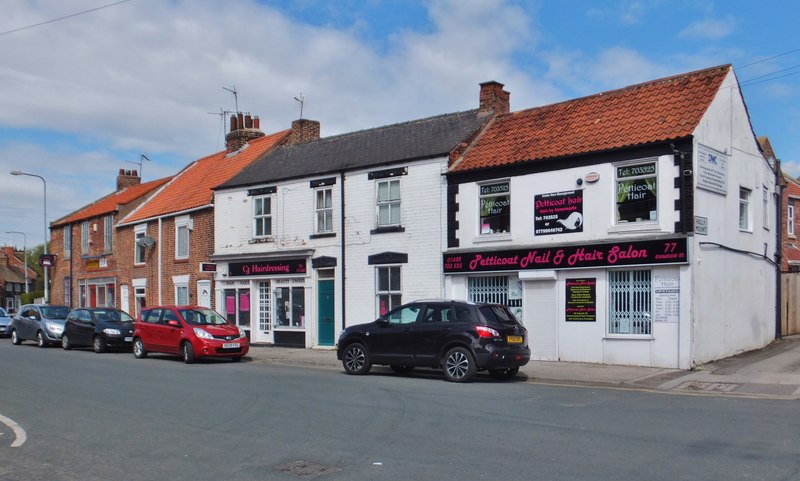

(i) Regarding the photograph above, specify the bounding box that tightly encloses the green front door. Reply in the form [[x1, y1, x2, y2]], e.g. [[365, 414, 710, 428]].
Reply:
[[317, 279, 335, 346]]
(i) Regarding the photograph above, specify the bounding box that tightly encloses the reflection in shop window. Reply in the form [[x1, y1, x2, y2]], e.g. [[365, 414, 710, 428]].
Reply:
[[616, 162, 657, 223], [376, 266, 401, 316], [467, 275, 522, 320], [275, 286, 304, 328]]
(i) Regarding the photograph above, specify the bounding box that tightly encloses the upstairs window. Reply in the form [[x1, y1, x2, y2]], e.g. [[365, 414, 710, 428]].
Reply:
[[253, 196, 272, 238], [376, 179, 401, 227], [175, 216, 190, 259], [616, 162, 657, 223], [789, 204, 795, 236], [134, 224, 147, 264], [739, 187, 751, 231], [104, 215, 113, 253], [762, 186, 769, 230], [64, 226, 71, 256], [81, 221, 89, 254], [315, 188, 333, 233], [479, 181, 510, 235]]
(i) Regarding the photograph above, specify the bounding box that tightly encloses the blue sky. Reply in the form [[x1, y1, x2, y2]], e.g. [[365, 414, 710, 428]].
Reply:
[[1, 0, 798, 249]]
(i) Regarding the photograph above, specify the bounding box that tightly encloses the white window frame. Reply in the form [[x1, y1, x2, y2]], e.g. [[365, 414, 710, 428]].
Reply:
[[175, 215, 190, 260], [64, 226, 71, 257], [134, 224, 147, 265], [788, 204, 795, 237], [315, 187, 333, 234], [739, 187, 752, 231], [253, 195, 272, 238], [104, 215, 113, 253], [478, 180, 511, 236], [376, 265, 402, 316], [81, 221, 89, 254], [614, 160, 658, 224], [762, 186, 769, 230], [173, 274, 190, 305], [376, 179, 401, 227]]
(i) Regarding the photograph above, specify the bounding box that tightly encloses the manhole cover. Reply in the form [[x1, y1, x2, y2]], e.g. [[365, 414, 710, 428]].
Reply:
[[677, 381, 740, 393], [273, 460, 339, 478]]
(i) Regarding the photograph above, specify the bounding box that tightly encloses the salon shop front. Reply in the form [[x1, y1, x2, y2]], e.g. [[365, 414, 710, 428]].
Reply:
[[214, 253, 315, 348], [443, 237, 691, 368]]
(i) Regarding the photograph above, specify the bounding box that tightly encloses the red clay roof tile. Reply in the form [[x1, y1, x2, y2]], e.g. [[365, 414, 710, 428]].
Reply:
[[52, 176, 172, 226], [451, 65, 731, 173], [122, 130, 289, 223]]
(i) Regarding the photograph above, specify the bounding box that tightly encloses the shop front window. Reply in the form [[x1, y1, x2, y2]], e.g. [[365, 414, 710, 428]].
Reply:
[[224, 288, 251, 328], [275, 286, 305, 328], [467, 275, 522, 320], [608, 269, 652, 335]]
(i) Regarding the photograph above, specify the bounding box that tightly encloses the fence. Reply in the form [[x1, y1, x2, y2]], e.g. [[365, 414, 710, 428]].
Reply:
[[781, 273, 800, 336]]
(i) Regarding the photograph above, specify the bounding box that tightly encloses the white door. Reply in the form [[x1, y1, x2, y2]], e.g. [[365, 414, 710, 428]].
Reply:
[[254, 281, 273, 343], [197, 280, 211, 308], [120, 285, 130, 315], [524, 280, 558, 360]]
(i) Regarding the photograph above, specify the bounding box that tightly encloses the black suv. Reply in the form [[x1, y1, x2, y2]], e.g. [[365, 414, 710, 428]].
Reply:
[[336, 300, 530, 382]]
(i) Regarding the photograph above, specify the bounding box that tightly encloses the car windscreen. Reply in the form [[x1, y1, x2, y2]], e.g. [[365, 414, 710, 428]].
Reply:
[[41, 306, 70, 319], [179, 308, 228, 326], [93, 309, 134, 323], [478, 305, 520, 326], [0, 308, 7, 316]]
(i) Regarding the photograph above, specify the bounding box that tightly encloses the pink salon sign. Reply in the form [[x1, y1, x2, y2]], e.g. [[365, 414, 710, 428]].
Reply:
[[229, 258, 307, 277], [443, 238, 687, 273]]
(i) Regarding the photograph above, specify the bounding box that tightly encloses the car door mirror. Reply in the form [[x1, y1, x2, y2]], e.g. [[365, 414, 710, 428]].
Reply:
[[28, 316, 37, 321], [167, 320, 181, 328], [376, 318, 389, 327]]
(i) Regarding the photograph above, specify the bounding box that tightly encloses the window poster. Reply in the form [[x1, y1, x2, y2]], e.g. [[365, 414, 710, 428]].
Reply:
[[534, 190, 583, 235], [565, 278, 596, 322], [653, 272, 680, 323]]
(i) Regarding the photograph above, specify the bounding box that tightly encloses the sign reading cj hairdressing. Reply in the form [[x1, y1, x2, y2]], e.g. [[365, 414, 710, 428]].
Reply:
[[228, 258, 307, 277], [443, 237, 687, 273]]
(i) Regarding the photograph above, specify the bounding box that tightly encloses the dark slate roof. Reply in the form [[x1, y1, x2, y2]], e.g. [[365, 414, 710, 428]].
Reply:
[[218, 109, 487, 190]]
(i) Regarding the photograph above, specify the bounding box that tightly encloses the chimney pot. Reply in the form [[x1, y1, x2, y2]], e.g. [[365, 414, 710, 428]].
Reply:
[[479, 80, 510, 115], [254, 116, 260, 129]]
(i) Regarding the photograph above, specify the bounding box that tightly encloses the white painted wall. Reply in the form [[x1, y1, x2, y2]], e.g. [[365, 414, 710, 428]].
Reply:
[[690, 70, 777, 364]]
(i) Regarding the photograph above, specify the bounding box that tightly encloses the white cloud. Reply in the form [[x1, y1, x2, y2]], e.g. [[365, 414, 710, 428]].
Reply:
[[679, 16, 737, 40]]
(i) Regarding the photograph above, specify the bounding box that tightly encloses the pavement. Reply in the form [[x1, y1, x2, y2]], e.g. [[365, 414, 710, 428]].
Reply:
[[245, 335, 800, 400]]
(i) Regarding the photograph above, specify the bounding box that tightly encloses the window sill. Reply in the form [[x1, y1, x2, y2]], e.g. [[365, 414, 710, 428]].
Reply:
[[174, 258, 189, 263], [607, 223, 662, 234], [371, 226, 405, 235], [310, 232, 336, 239], [603, 335, 654, 341], [473, 233, 512, 243], [738, 228, 753, 234], [249, 236, 275, 244]]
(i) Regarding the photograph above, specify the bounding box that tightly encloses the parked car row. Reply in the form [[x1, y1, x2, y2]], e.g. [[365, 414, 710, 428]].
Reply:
[[4, 304, 248, 364]]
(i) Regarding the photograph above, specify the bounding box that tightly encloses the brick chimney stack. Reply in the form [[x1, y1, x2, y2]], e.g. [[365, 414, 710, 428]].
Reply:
[[117, 169, 141, 191], [286, 119, 321, 145], [225, 112, 266, 152], [479, 81, 510, 116]]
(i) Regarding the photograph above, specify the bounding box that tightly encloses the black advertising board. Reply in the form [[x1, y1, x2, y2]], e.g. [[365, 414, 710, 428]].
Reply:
[[534, 190, 583, 235], [565, 278, 596, 322], [228, 258, 307, 277], [443, 237, 688, 274]]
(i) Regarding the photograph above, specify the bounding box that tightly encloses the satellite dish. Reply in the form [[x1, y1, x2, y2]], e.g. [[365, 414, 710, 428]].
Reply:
[[137, 236, 155, 247]]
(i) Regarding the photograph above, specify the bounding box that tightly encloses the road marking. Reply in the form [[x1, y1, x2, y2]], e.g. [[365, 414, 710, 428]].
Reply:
[[0, 413, 27, 447]]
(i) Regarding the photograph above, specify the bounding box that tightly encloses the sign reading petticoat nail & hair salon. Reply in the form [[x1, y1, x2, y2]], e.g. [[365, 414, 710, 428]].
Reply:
[[443, 237, 688, 273]]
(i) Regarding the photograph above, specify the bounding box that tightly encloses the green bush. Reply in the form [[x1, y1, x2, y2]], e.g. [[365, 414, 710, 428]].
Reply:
[[20, 291, 43, 305]]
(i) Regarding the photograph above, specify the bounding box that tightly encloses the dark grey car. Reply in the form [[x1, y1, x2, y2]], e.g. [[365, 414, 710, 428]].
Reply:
[[9, 304, 71, 347]]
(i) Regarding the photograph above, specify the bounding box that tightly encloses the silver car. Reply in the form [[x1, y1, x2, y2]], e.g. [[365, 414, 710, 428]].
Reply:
[[0, 307, 12, 337], [9, 304, 71, 347]]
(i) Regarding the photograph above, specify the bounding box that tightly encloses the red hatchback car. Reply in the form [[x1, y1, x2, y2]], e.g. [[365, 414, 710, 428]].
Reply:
[[133, 306, 248, 363]]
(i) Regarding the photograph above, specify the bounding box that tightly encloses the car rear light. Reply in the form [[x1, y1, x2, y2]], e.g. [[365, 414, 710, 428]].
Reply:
[[475, 325, 500, 338]]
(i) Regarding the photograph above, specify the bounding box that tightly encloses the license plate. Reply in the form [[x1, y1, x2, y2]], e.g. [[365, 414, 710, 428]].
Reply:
[[507, 335, 523, 344], [124, 337, 132, 342], [223, 342, 241, 349]]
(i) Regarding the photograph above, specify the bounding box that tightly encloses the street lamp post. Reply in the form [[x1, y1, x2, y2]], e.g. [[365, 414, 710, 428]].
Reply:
[[10, 171, 48, 304], [5, 231, 28, 293]]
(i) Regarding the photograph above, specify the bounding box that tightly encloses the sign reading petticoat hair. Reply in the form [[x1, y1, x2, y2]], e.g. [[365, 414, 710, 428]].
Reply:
[[443, 237, 688, 273], [228, 258, 307, 277], [534, 190, 583, 235]]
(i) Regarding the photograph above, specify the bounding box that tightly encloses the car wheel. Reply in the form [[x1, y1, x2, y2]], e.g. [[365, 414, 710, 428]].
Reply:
[[93, 335, 107, 353], [62, 334, 72, 350], [342, 343, 371, 375], [488, 367, 520, 380], [182, 342, 195, 364], [10, 329, 21, 345], [443, 347, 476, 383], [36, 331, 46, 348], [133, 338, 148, 359], [390, 365, 415, 374]]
